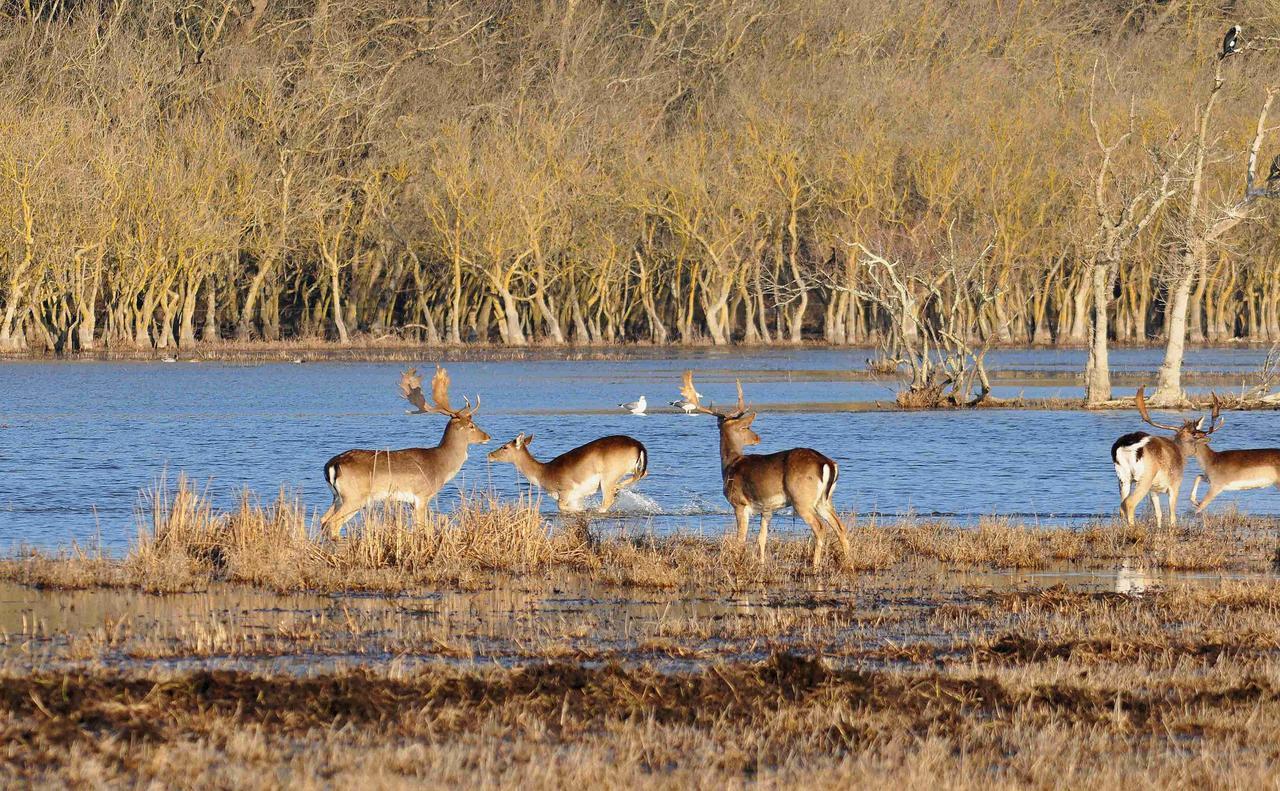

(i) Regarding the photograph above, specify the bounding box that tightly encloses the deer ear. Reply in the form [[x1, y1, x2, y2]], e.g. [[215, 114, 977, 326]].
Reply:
[[1195, 416, 1206, 430], [524, 433, 535, 446], [741, 412, 757, 425]]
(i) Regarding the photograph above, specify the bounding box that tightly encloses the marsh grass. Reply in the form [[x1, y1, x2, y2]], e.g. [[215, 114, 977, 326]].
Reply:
[[3, 478, 1277, 594], [5, 530, 1280, 786]]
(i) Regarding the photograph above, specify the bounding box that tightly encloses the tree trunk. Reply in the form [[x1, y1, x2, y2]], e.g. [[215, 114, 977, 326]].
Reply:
[[1151, 244, 1202, 405], [1084, 261, 1114, 405], [496, 286, 526, 345], [328, 256, 350, 344], [179, 277, 200, 347]]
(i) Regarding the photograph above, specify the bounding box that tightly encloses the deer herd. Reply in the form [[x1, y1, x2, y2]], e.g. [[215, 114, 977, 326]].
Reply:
[[321, 364, 1280, 567]]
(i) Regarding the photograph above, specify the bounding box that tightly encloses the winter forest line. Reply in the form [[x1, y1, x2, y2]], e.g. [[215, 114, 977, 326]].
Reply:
[[2, 0, 1280, 404]]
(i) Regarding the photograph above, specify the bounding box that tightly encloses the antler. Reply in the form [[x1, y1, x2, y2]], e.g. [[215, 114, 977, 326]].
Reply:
[[1135, 386, 1182, 431], [734, 379, 746, 416], [400, 365, 473, 417], [1198, 392, 1225, 434], [400, 368, 431, 414], [680, 371, 722, 417], [429, 365, 455, 413]]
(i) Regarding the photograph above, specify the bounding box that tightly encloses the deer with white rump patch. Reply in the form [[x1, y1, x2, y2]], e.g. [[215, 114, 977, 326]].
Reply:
[[678, 371, 849, 569], [1112, 385, 1190, 526], [320, 366, 491, 539], [488, 433, 648, 513]]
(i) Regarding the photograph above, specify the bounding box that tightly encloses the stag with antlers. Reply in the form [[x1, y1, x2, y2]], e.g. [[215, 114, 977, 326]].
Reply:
[[319, 365, 491, 539], [678, 371, 849, 569], [1112, 386, 1192, 526], [1179, 394, 1280, 514]]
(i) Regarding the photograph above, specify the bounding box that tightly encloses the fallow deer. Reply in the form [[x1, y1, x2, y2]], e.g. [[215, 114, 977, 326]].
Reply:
[[487, 433, 648, 512], [1112, 385, 1188, 526], [320, 366, 491, 539], [678, 370, 849, 569], [1183, 394, 1280, 513]]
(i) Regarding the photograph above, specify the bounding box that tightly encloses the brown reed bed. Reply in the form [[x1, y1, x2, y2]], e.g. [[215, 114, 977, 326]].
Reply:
[[3, 478, 1277, 595], [3, 479, 1280, 786], [6, 645, 1280, 788]]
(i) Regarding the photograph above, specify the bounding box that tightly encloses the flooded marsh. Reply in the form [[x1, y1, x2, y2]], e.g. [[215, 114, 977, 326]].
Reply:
[[5, 350, 1280, 787]]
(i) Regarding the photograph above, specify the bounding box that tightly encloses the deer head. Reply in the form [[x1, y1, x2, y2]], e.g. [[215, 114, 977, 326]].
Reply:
[[400, 365, 491, 444], [488, 432, 534, 462], [1135, 385, 1222, 450], [680, 370, 760, 450]]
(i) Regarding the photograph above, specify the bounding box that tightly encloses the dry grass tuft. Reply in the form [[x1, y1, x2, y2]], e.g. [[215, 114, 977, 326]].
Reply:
[[4, 479, 1278, 595]]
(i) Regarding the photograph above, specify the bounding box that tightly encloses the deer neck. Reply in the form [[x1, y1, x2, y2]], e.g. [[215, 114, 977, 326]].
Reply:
[[1193, 442, 1219, 468], [510, 447, 548, 487], [437, 422, 473, 472], [719, 428, 747, 472]]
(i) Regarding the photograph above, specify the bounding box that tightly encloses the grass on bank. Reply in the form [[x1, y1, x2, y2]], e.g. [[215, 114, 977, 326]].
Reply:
[[2, 477, 1277, 594], [6, 648, 1280, 789]]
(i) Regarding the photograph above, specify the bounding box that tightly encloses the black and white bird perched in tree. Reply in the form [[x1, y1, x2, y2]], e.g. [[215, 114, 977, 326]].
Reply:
[[1221, 25, 1242, 59]]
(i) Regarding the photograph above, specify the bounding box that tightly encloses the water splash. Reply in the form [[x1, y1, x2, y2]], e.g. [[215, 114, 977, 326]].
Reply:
[[614, 489, 663, 514]]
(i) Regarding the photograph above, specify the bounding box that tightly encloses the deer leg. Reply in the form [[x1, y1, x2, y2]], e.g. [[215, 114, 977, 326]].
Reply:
[[1190, 475, 1205, 506], [598, 478, 619, 514], [321, 502, 362, 540], [410, 495, 436, 540], [757, 510, 772, 563], [818, 501, 851, 563], [1121, 468, 1156, 527], [734, 506, 751, 545], [1149, 490, 1163, 528], [1194, 484, 1226, 515], [1167, 481, 1180, 527], [795, 505, 826, 571]]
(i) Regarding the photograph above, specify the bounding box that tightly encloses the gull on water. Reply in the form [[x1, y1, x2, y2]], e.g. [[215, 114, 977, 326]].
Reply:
[[619, 395, 647, 415], [669, 399, 698, 414]]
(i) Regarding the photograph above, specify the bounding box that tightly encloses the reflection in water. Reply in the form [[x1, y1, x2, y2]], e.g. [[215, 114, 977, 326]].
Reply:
[[3, 348, 1279, 550], [1114, 560, 1154, 595], [0, 561, 1263, 675]]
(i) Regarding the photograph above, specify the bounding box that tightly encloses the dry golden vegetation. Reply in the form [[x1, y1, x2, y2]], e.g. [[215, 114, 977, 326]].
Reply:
[[5, 553, 1280, 786], [3, 478, 1277, 596], [4, 479, 1280, 785], [2, 0, 1280, 385]]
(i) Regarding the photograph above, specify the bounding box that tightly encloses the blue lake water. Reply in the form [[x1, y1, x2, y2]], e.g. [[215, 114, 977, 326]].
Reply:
[[2, 347, 1279, 552]]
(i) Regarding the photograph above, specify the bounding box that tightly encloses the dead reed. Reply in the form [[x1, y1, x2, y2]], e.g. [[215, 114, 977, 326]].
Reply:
[[2, 478, 1277, 594]]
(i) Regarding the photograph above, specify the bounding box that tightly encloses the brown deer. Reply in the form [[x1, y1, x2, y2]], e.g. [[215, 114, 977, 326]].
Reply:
[[1112, 386, 1190, 526], [678, 371, 849, 569], [487, 433, 648, 512], [320, 366, 491, 539], [1184, 394, 1280, 513]]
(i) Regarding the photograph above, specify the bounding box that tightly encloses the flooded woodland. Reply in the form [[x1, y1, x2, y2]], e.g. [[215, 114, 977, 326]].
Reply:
[[6, 0, 1280, 786]]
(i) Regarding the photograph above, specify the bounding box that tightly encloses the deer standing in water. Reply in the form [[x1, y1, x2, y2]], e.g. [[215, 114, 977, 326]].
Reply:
[[320, 366, 490, 539], [487, 433, 648, 512], [1182, 394, 1280, 514], [678, 371, 849, 569]]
